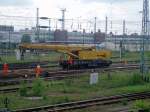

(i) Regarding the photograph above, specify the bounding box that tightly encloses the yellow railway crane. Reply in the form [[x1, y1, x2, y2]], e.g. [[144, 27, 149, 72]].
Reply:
[[19, 43, 112, 69]]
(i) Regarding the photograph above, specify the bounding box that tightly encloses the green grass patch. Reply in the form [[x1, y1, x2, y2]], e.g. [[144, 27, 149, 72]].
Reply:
[[133, 100, 150, 111], [112, 51, 150, 62], [2, 51, 150, 63], [0, 51, 61, 64], [0, 71, 150, 110]]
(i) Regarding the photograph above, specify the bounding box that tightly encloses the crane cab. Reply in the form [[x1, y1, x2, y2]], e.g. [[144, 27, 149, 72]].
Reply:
[[59, 49, 112, 69]]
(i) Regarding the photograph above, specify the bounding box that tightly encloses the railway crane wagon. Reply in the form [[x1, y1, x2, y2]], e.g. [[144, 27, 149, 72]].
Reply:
[[19, 43, 112, 69]]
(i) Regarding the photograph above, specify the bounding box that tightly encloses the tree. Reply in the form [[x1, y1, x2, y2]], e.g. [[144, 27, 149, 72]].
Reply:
[[21, 34, 31, 43]]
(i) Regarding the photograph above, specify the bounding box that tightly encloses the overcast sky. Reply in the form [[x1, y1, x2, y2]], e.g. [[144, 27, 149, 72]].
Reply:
[[0, 0, 144, 33], [0, 0, 143, 20]]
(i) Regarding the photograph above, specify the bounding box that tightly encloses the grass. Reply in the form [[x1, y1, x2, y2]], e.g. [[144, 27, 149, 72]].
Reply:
[[112, 51, 150, 62], [133, 100, 150, 110], [1, 51, 150, 63], [0, 52, 61, 64], [0, 71, 150, 110]]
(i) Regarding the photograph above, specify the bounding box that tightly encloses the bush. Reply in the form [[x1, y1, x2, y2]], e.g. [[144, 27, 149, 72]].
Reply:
[[64, 96, 70, 102], [134, 100, 150, 111], [19, 82, 28, 96], [128, 73, 144, 86], [32, 78, 45, 97]]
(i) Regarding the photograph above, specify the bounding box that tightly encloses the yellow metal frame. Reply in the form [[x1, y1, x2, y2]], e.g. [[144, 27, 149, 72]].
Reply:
[[19, 43, 111, 60]]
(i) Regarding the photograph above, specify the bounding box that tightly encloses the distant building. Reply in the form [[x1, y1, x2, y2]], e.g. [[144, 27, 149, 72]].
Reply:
[[54, 30, 68, 41], [0, 25, 14, 32]]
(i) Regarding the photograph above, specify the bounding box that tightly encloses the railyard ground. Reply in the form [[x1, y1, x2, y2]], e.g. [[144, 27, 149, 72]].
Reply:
[[0, 51, 150, 111], [68, 100, 150, 112], [0, 70, 150, 110]]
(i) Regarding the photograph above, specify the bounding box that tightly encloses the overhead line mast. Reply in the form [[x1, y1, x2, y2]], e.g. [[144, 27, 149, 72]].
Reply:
[[142, 0, 149, 35]]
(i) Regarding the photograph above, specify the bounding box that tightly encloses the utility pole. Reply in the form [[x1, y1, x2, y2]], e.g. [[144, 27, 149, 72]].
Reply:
[[110, 21, 112, 33], [140, 35, 145, 75], [8, 29, 11, 49], [140, 0, 149, 75], [61, 9, 66, 30], [119, 40, 123, 61], [120, 20, 126, 61], [94, 17, 97, 33], [49, 19, 51, 40], [83, 29, 85, 46], [123, 20, 126, 35], [105, 16, 108, 35], [142, 0, 149, 35], [36, 8, 39, 42]]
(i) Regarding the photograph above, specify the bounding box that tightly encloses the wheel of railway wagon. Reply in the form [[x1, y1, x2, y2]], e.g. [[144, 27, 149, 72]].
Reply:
[[106, 60, 112, 66], [62, 65, 67, 70], [103, 60, 112, 68], [79, 64, 88, 69], [62, 64, 71, 70], [42, 71, 49, 77], [67, 64, 73, 70]]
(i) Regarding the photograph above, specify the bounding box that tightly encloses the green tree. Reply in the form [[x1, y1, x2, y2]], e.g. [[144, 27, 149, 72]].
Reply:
[[21, 34, 31, 43]]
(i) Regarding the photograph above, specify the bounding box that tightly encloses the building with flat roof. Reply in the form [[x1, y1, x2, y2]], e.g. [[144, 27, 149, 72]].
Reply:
[[0, 25, 14, 32]]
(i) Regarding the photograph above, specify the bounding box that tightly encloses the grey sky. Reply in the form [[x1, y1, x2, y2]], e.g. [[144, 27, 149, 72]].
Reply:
[[80, 0, 139, 3], [0, 0, 143, 34], [0, 0, 33, 6]]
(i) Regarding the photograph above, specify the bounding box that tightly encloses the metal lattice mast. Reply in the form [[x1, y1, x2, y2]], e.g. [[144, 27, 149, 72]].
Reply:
[[140, 0, 149, 75], [123, 20, 126, 35], [61, 9, 66, 30], [94, 17, 97, 33], [105, 16, 108, 35], [36, 8, 39, 41], [142, 0, 149, 35]]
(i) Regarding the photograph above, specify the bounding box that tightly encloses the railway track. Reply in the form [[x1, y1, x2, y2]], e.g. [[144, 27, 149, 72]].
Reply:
[[0, 86, 32, 93], [0, 65, 141, 92], [13, 91, 150, 112], [0, 63, 140, 79], [1, 64, 140, 80], [0, 59, 144, 79], [0, 59, 145, 71], [0, 61, 58, 70]]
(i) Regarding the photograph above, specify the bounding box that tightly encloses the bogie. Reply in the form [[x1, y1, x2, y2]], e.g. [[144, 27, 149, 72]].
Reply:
[[60, 59, 112, 70]]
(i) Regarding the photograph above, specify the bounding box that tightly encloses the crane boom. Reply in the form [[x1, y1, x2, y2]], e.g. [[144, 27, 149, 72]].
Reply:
[[19, 43, 94, 51], [19, 43, 95, 58], [19, 43, 112, 69]]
